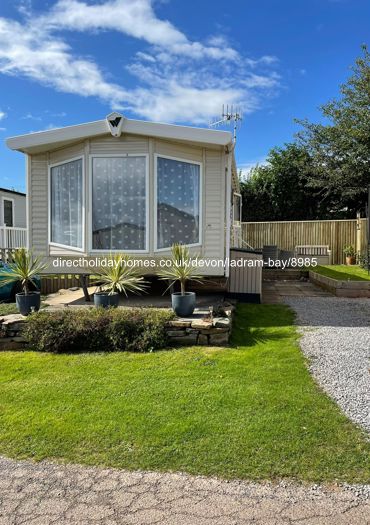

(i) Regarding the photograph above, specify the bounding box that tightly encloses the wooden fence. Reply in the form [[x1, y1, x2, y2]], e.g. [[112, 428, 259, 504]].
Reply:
[[40, 275, 91, 295], [0, 249, 91, 294], [242, 218, 368, 265]]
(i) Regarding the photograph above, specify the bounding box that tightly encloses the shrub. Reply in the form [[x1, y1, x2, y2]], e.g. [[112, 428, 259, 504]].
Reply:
[[23, 307, 175, 353], [358, 251, 369, 270]]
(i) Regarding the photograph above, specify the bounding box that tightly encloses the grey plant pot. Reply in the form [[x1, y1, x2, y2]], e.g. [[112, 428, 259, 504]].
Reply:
[[94, 291, 120, 308], [16, 292, 41, 316], [171, 292, 196, 317]]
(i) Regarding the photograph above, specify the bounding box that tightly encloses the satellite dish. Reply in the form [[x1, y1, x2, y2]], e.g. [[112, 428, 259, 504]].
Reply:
[[106, 112, 124, 137]]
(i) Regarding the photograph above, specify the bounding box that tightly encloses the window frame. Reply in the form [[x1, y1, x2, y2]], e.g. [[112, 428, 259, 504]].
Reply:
[[89, 153, 150, 254], [154, 154, 203, 252], [48, 156, 85, 253], [2, 197, 14, 227], [233, 192, 242, 224]]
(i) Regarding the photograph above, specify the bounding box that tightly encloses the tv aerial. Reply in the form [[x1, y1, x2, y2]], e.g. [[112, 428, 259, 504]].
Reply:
[[209, 105, 243, 143]]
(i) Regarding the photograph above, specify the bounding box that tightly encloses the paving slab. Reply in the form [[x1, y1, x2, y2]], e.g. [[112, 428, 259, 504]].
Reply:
[[262, 281, 331, 304]]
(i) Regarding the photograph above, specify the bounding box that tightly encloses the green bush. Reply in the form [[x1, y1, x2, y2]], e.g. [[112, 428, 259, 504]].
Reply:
[[23, 307, 175, 353], [358, 251, 369, 269]]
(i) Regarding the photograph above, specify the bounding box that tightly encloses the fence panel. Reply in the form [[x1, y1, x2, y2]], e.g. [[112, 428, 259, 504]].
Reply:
[[242, 219, 368, 265], [40, 275, 91, 295]]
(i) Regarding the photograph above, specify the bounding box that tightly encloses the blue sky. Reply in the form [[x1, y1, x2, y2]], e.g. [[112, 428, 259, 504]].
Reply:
[[0, 0, 369, 191]]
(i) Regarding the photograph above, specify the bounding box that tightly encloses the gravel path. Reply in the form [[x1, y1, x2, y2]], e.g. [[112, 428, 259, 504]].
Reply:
[[284, 297, 370, 434], [0, 456, 369, 525]]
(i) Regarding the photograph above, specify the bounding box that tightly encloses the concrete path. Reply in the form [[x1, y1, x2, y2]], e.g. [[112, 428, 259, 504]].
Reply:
[[44, 287, 224, 309], [262, 281, 331, 304], [0, 456, 369, 525]]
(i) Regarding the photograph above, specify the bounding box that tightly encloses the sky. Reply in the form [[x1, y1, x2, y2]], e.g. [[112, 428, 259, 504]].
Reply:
[[0, 0, 369, 192]]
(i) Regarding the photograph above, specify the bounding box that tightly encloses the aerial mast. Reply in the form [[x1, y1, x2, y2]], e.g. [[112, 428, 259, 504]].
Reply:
[[209, 104, 243, 143]]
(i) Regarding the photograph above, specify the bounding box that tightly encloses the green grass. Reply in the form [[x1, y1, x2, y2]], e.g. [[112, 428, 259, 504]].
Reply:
[[0, 304, 369, 483], [0, 303, 18, 315], [311, 264, 370, 281], [0, 301, 48, 316]]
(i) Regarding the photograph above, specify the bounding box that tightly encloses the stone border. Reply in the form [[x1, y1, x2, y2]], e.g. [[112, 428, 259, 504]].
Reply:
[[165, 306, 234, 346], [0, 314, 27, 350], [309, 270, 370, 298], [0, 305, 235, 351]]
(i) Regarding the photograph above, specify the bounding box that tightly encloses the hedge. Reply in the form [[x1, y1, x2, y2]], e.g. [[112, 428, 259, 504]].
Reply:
[[23, 307, 175, 353]]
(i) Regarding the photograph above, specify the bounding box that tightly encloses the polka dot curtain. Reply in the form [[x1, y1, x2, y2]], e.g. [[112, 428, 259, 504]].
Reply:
[[50, 159, 83, 249], [92, 156, 146, 250], [157, 157, 200, 249]]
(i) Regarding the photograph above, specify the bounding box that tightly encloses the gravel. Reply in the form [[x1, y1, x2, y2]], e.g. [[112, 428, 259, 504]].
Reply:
[[284, 297, 370, 434]]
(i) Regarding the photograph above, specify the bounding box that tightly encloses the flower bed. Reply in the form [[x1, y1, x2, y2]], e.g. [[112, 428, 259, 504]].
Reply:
[[309, 271, 370, 297], [0, 304, 234, 352]]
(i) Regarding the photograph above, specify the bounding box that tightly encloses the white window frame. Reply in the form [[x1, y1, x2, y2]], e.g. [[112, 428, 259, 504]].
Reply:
[[89, 153, 149, 254], [48, 156, 85, 253], [154, 154, 203, 252], [233, 192, 242, 224], [2, 197, 14, 227]]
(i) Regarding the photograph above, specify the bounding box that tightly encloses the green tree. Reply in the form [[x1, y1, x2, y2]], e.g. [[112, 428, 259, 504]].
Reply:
[[296, 45, 370, 215], [240, 143, 326, 221], [240, 164, 275, 222]]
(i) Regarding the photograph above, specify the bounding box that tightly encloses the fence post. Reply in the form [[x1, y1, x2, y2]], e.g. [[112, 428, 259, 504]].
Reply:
[[356, 212, 362, 256]]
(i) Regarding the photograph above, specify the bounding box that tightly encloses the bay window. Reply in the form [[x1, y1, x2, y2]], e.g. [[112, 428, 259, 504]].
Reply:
[[156, 156, 201, 250], [50, 158, 83, 250], [92, 156, 147, 251]]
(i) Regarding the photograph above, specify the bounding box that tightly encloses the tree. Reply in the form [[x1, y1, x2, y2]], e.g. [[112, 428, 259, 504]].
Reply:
[[296, 45, 370, 215], [240, 143, 328, 221], [240, 164, 275, 222]]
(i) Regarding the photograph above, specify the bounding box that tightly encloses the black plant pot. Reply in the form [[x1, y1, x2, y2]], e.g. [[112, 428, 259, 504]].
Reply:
[[16, 292, 41, 316], [94, 291, 120, 308], [171, 292, 196, 317]]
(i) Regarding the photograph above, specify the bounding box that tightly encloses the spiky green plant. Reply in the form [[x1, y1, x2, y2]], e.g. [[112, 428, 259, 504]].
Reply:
[[158, 243, 203, 296], [343, 245, 356, 258], [0, 248, 47, 295], [91, 254, 147, 296]]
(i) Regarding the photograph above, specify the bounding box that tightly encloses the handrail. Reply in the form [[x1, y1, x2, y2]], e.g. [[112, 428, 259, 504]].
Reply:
[[0, 226, 27, 249]]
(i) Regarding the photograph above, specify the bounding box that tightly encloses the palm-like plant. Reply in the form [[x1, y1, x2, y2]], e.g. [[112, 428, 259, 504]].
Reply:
[[158, 243, 203, 295], [91, 254, 147, 296], [0, 248, 46, 295]]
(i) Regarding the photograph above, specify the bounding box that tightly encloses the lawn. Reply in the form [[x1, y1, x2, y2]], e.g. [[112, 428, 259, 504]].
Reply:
[[0, 303, 18, 315], [0, 304, 369, 483], [311, 264, 370, 281]]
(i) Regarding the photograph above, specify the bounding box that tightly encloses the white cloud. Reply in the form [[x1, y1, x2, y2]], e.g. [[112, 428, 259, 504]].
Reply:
[[0, 1, 281, 124], [16, 0, 32, 17], [0, 17, 127, 105], [42, 0, 239, 61], [124, 58, 273, 122], [238, 157, 268, 180], [0, 110, 6, 120], [21, 113, 42, 120]]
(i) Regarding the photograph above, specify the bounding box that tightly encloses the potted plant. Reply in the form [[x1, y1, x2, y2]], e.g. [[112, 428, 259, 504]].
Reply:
[[91, 253, 147, 308], [343, 245, 356, 265], [0, 248, 46, 316], [159, 244, 203, 317]]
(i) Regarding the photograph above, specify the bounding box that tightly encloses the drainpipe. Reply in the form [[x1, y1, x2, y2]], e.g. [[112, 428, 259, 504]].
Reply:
[[225, 143, 234, 278], [25, 154, 30, 251]]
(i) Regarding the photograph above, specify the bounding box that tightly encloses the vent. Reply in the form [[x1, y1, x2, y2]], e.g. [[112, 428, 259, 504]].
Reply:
[[106, 112, 125, 137]]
